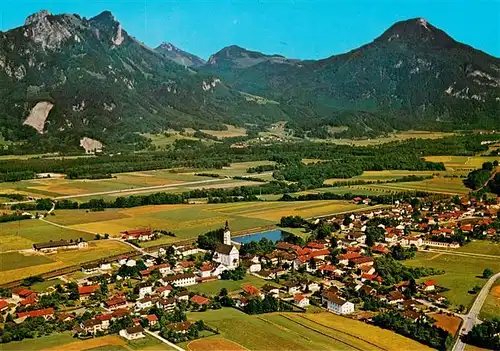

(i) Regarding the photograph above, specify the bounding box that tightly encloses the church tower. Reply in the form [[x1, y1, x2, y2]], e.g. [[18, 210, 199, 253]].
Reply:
[[223, 220, 231, 245]]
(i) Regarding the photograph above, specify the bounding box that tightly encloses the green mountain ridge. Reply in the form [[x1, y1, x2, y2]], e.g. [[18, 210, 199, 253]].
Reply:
[[0, 12, 498, 152], [202, 17, 500, 136], [0, 10, 286, 152]]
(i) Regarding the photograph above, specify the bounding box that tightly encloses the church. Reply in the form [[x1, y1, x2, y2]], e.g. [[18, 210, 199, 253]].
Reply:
[[212, 221, 239, 271]]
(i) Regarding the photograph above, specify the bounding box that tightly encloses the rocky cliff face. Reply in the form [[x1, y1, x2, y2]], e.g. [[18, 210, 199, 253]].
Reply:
[[155, 42, 205, 67]]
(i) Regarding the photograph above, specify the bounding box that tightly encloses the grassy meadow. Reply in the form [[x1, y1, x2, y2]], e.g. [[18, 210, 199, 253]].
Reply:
[[185, 309, 431, 351], [404, 251, 500, 309], [189, 274, 269, 296]]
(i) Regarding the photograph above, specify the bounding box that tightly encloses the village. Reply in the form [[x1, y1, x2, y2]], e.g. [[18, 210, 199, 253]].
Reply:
[[0, 195, 499, 350]]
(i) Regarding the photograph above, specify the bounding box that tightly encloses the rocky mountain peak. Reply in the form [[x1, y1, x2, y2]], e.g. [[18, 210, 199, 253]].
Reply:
[[25, 9, 52, 26], [375, 17, 456, 47], [155, 42, 205, 67]]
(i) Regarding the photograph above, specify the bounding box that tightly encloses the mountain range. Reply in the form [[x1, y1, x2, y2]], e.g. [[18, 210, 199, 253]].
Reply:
[[0, 10, 498, 152]]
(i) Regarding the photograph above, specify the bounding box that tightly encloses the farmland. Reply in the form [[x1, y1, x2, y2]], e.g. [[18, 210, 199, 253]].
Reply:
[[0, 240, 131, 284], [479, 278, 500, 320], [324, 170, 445, 184], [404, 251, 500, 308], [324, 131, 455, 146], [186, 309, 430, 351], [0, 333, 173, 351], [428, 312, 462, 335], [46, 200, 374, 246], [200, 125, 247, 138], [424, 156, 500, 172], [0, 219, 95, 252], [346, 177, 469, 195]]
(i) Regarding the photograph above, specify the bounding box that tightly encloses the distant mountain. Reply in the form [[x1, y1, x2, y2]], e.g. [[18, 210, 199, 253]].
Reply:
[[0, 12, 498, 152], [202, 18, 500, 135], [0, 10, 285, 151], [155, 42, 205, 67]]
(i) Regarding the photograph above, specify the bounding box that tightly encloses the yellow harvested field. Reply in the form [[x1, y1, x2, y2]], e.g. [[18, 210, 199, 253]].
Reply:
[[42, 335, 125, 351], [0, 240, 131, 284], [425, 156, 500, 171], [201, 125, 247, 138], [325, 131, 454, 146], [187, 181, 262, 190], [428, 313, 462, 335], [187, 337, 247, 351], [292, 312, 432, 350], [325, 170, 444, 184], [49, 201, 380, 244]]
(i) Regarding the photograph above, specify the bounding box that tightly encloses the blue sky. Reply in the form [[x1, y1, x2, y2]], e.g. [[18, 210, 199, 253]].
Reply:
[[1, 0, 498, 59]]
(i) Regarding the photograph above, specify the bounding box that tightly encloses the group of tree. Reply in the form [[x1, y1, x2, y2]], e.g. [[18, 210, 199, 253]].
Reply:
[[243, 295, 293, 315], [239, 238, 275, 256], [463, 317, 500, 350], [374, 256, 444, 286]]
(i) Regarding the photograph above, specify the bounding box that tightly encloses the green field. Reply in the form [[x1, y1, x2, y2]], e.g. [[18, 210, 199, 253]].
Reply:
[[457, 241, 500, 256], [0, 331, 75, 350], [479, 278, 500, 320], [0, 219, 95, 252], [320, 131, 454, 146], [0, 251, 54, 271], [189, 274, 269, 296], [404, 251, 500, 308], [49, 201, 373, 246], [30, 278, 65, 292], [186, 309, 430, 351]]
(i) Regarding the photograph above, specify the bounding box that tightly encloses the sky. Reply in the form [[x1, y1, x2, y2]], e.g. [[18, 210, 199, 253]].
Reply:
[[0, 0, 498, 60]]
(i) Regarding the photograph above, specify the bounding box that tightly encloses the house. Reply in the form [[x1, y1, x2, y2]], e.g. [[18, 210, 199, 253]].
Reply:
[[302, 281, 320, 292], [157, 298, 176, 311], [136, 283, 154, 298], [281, 281, 302, 295], [0, 300, 8, 312], [198, 263, 214, 278], [387, 291, 405, 304], [12, 287, 35, 300], [100, 262, 112, 270], [321, 292, 354, 315], [176, 290, 190, 302], [135, 297, 153, 311], [81, 318, 105, 334], [95, 314, 112, 329], [190, 295, 210, 306], [33, 239, 87, 252], [242, 285, 264, 299], [337, 253, 362, 266], [120, 326, 145, 340], [120, 228, 154, 241], [351, 256, 374, 268], [161, 273, 197, 287], [156, 285, 173, 298], [422, 280, 436, 291], [20, 294, 37, 307], [17, 308, 54, 320], [261, 284, 280, 298], [146, 314, 158, 326], [104, 296, 127, 310], [242, 255, 261, 273], [78, 284, 100, 300], [82, 263, 100, 274], [167, 321, 192, 334], [294, 295, 310, 308], [371, 245, 390, 255]]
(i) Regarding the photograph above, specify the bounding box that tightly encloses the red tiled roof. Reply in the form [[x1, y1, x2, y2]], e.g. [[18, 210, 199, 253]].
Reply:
[[319, 264, 336, 272], [146, 314, 158, 322], [294, 294, 307, 302], [190, 295, 209, 305], [18, 308, 54, 318], [0, 300, 8, 310], [242, 285, 261, 296], [20, 294, 37, 306], [78, 284, 100, 295], [13, 288, 35, 298], [338, 252, 362, 260], [200, 264, 213, 272], [307, 242, 325, 250], [179, 261, 195, 268], [105, 296, 127, 307], [424, 280, 436, 287], [96, 313, 112, 321]]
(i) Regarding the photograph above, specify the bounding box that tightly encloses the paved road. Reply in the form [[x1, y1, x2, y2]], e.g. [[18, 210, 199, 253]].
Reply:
[[453, 272, 500, 351]]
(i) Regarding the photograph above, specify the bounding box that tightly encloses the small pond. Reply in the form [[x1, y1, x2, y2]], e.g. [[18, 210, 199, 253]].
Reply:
[[232, 229, 284, 244]]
